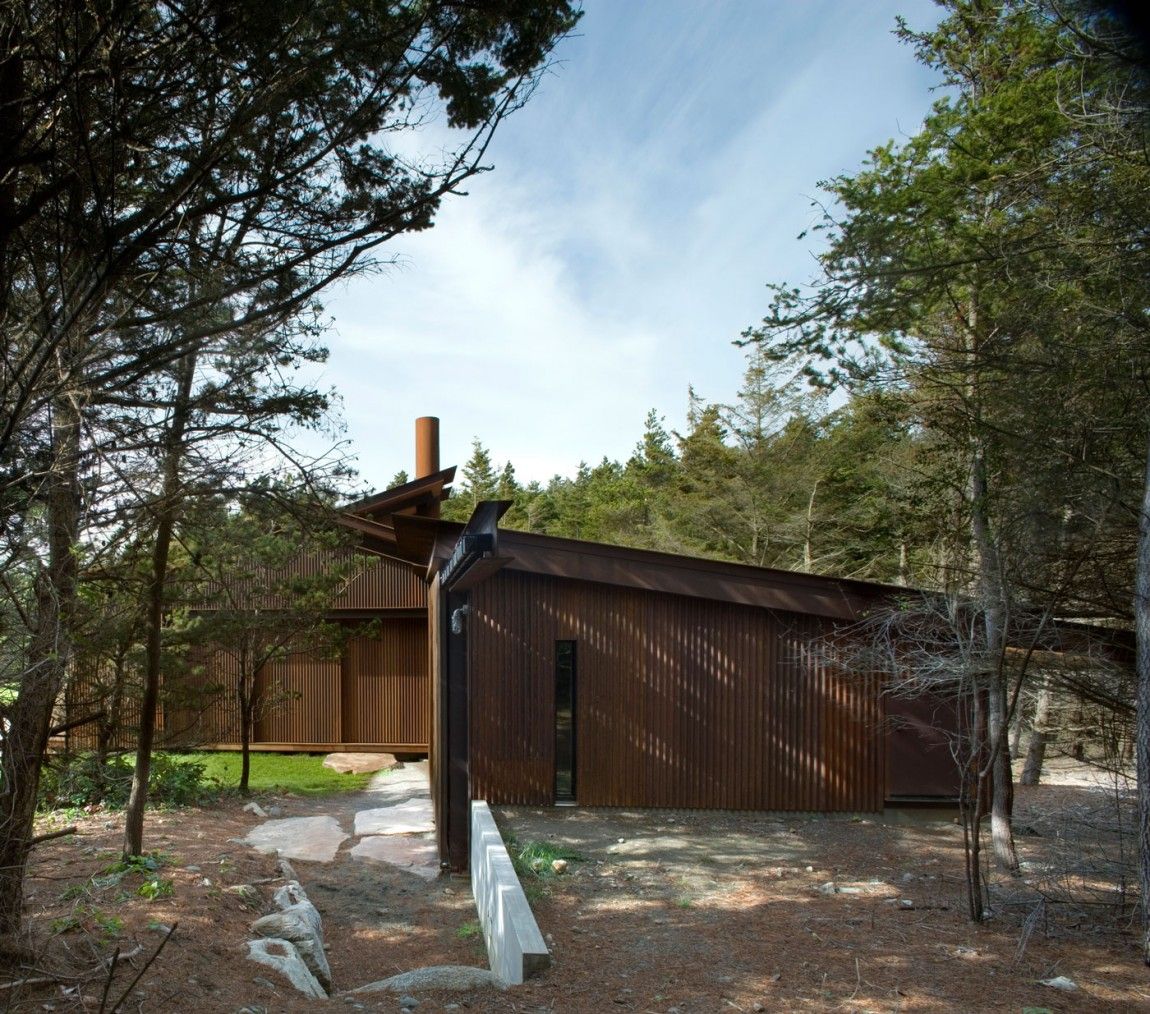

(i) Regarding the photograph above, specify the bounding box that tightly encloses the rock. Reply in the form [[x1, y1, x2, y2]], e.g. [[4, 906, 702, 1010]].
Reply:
[[348, 966, 507, 994], [246, 938, 326, 999], [551, 859, 568, 874], [277, 858, 297, 881], [226, 884, 262, 907], [244, 801, 268, 818], [273, 881, 309, 909], [399, 996, 418, 1010], [251, 882, 331, 990], [267, 805, 284, 818], [1040, 975, 1078, 991], [323, 752, 400, 775]]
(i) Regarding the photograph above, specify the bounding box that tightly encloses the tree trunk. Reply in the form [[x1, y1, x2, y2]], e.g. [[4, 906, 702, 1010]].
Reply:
[[1133, 428, 1150, 965], [970, 443, 1019, 874], [1020, 680, 1054, 786], [965, 688, 988, 922], [0, 386, 81, 935], [802, 479, 820, 573], [239, 661, 252, 796], [123, 353, 196, 858]]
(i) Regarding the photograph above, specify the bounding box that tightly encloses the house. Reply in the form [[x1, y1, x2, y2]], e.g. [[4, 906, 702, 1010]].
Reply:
[[342, 420, 959, 870], [68, 418, 961, 870]]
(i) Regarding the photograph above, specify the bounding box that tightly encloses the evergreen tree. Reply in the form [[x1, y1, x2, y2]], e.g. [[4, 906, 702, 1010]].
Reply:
[[745, 0, 1148, 915]]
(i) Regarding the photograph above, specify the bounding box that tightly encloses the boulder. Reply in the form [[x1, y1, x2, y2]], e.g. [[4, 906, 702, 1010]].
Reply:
[[348, 965, 507, 994], [323, 752, 401, 775], [246, 938, 326, 999], [250, 881, 331, 990]]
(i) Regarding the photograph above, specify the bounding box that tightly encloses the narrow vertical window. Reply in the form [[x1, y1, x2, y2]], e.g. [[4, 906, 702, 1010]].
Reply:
[[555, 640, 576, 802]]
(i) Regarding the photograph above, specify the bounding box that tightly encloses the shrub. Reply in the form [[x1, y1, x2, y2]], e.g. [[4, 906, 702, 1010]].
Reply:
[[38, 753, 134, 809], [37, 752, 217, 810]]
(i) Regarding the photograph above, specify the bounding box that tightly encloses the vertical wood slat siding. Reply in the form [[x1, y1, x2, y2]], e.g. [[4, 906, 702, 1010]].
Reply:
[[165, 648, 243, 746], [256, 652, 341, 744], [162, 619, 429, 750], [200, 552, 427, 611], [335, 555, 427, 610], [342, 621, 428, 747], [468, 570, 884, 812], [65, 663, 147, 751]]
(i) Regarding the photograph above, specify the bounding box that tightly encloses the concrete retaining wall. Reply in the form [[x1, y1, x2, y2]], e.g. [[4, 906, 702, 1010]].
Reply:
[[470, 800, 550, 985]]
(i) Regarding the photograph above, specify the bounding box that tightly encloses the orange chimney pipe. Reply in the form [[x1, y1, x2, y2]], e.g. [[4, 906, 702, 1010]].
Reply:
[[415, 416, 441, 518], [415, 416, 440, 480]]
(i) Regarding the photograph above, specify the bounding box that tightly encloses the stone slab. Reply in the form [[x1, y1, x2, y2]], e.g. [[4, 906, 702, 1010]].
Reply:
[[350, 835, 440, 879], [354, 799, 434, 836], [243, 816, 348, 863], [363, 762, 429, 800], [323, 752, 400, 775], [471, 800, 550, 985]]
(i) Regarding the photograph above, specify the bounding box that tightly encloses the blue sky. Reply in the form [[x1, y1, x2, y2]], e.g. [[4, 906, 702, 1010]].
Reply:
[[318, 0, 941, 490]]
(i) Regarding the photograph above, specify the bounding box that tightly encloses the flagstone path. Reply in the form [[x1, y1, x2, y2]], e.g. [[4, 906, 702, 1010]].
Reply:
[[241, 759, 439, 879]]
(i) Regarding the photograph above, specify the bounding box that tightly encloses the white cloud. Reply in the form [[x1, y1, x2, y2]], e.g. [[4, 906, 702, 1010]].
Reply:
[[318, 0, 941, 488]]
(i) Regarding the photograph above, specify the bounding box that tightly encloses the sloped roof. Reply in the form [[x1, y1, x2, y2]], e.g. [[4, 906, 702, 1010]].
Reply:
[[344, 492, 904, 620], [344, 466, 456, 521]]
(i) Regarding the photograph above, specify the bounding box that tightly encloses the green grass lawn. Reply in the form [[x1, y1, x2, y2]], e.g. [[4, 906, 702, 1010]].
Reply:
[[180, 752, 376, 796]]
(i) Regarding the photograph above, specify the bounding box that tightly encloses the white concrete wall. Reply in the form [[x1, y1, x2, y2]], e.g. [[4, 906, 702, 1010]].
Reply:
[[470, 800, 550, 985]]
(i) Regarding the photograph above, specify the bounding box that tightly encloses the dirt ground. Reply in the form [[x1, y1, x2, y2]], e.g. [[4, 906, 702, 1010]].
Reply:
[[5, 762, 1149, 1013]]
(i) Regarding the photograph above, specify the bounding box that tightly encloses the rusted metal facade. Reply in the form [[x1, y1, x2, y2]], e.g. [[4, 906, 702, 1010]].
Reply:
[[467, 569, 885, 812]]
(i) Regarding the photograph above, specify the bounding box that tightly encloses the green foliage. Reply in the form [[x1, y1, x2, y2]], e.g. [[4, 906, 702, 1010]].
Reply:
[[506, 837, 585, 881], [37, 753, 132, 810], [51, 906, 124, 939], [101, 852, 175, 901], [455, 919, 482, 939], [37, 752, 216, 810], [443, 439, 501, 520], [108, 852, 173, 877], [456, 347, 924, 583], [742, 0, 1148, 612], [137, 877, 174, 901]]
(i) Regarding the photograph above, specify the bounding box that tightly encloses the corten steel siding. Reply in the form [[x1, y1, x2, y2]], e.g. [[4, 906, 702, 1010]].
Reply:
[[886, 692, 964, 798], [468, 570, 884, 811]]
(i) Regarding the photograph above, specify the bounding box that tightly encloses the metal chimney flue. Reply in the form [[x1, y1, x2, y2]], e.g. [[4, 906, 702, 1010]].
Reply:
[[414, 416, 441, 519], [415, 416, 440, 480]]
